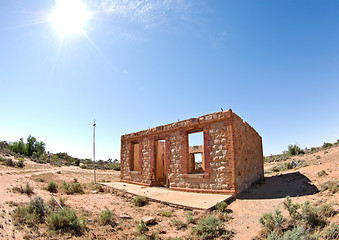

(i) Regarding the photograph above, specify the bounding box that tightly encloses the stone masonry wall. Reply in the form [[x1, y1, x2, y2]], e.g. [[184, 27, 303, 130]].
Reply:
[[233, 115, 264, 194], [120, 110, 263, 195]]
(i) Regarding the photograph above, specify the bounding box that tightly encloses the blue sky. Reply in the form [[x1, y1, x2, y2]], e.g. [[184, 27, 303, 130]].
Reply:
[[1, 0, 338, 160]]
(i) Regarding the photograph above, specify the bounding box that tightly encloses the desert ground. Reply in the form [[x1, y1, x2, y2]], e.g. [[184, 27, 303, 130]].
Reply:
[[0, 144, 338, 239]]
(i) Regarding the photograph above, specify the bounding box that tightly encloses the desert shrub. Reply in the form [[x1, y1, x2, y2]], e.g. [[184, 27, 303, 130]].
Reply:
[[69, 183, 84, 194], [287, 144, 304, 156], [58, 196, 66, 207], [62, 181, 84, 195], [74, 159, 80, 166], [28, 196, 48, 223], [322, 142, 332, 148], [171, 218, 186, 230], [49, 196, 66, 209], [215, 201, 228, 212], [13, 205, 38, 227], [136, 220, 148, 234], [317, 203, 335, 218], [13, 196, 48, 226], [192, 215, 231, 240], [300, 201, 327, 229], [261, 197, 336, 239], [283, 196, 301, 221], [260, 210, 286, 235], [264, 154, 291, 163], [159, 210, 173, 217], [95, 184, 105, 192], [186, 211, 195, 224], [271, 160, 308, 172], [99, 208, 116, 226], [47, 182, 58, 193], [278, 226, 307, 240], [12, 182, 34, 196], [109, 162, 121, 171], [317, 170, 328, 177], [16, 159, 24, 168], [323, 223, 339, 239], [48, 208, 86, 235], [320, 180, 339, 194], [25, 182, 34, 195], [133, 196, 148, 207], [4, 158, 14, 167]]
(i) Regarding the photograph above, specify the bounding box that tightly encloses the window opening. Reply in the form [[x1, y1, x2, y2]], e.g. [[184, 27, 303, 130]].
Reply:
[[188, 131, 204, 173]]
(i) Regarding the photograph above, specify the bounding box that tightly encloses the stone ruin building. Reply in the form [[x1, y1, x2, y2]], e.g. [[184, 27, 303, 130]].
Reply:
[[120, 110, 263, 196]]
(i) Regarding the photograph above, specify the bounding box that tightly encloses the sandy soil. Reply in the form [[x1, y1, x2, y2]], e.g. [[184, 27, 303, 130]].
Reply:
[[0, 145, 338, 239]]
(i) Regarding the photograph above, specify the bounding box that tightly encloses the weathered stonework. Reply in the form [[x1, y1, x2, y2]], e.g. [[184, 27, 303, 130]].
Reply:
[[120, 110, 263, 195]]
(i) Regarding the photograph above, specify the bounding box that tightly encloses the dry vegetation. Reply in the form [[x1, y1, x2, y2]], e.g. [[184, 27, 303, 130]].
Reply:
[[0, 140, 338, 239]]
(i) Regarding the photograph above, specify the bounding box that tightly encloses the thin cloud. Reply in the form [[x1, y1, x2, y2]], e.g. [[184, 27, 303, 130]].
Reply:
[[212, 31, 227, 49], [98, 0, 192, 28]]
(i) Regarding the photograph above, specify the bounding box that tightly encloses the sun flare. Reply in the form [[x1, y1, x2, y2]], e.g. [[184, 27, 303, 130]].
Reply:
[[51, 0, 89, 35]]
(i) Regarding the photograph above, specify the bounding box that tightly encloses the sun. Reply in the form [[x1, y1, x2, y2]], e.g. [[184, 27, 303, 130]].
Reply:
[[51, 0, 89, 36]]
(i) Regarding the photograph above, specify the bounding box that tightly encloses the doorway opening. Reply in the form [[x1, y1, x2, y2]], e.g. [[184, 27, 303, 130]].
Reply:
[[154, 140, 167, 187]]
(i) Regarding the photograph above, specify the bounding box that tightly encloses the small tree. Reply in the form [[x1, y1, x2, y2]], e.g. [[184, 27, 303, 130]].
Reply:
[[287, 144, 304, 156]]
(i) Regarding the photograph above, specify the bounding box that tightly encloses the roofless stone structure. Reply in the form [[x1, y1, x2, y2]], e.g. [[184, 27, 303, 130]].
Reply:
[[120, 110, 263, 195]]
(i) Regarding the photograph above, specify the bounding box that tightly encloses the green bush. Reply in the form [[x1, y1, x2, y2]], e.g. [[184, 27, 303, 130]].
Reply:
[[287, 144, 304, 156], [271, 160, 308, 172], [70, 183, 84, 194], [47, 182, 58, 193], [49, 196, 66, 209], [24, 182, 34, 195], [16, 159, 24, 168], [13, 196, 48, 226], [159, 210, 173, 217], [323, 223, 339, 239], [320, 180, 339, 194], [133, 196, 148, 207], [283, 196, 301, 220], [171, 218, 186, 230], [317, 170, 328, 177], [136, 220, 148, 235], [62, 181, 84, 195], [215, 201, 228, 212], [260, 210, 286, 234], [322, 142, 333, 148], [277, 226, 307, 240], [186, 211, 195, 224], [298, 201, 327, 229], [317, 203, 335, 218], [48, 208, 86, 235], [12, 182, 34, 196], [58, 196, 66, 207], [4, 158, 14, 167], [192, 215, 230, 240], [262, 197, 336, 239], [99, 208, 116, 226]]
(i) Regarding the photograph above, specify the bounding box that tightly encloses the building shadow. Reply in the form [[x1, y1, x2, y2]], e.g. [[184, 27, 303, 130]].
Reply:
[[237, 171, 319, 200]]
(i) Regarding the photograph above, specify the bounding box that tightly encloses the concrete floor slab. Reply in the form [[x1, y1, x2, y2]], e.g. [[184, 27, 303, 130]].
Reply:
[[102, 182, 233, 210]]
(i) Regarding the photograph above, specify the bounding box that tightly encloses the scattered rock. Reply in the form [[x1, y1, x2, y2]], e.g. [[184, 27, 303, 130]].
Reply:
[[92, 191, 98, 194], [142, 216, 156, 225], [120, 215, 131, 219], [159, 229, 166, 234]]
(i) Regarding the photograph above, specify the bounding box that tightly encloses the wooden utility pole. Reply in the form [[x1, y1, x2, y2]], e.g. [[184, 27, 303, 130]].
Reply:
[[93, 119, 96, 184]]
